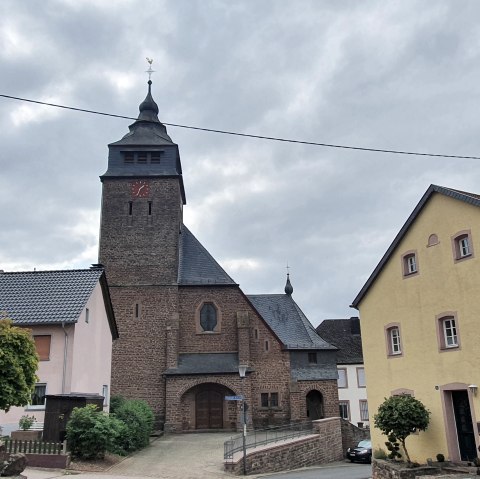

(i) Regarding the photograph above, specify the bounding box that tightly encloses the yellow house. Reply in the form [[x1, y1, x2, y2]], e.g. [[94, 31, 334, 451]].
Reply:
[[351, 185, 480, 463]]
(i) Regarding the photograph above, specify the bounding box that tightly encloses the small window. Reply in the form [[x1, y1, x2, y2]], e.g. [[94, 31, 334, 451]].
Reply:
[[264, 340, 270, 352], [254, 328, 259, 340], [356, 367, 366, 388], [339, 401, 350, 420], [30, 383, 47, 409], [148, 201, 152, 216], [85, 308, 90, 323], [124, 152, 134, 164], [437, 314, 460, 351], [385, 323, 403, 357], [359, 400, 369, 421], [137, 152, 147, 164], [102, 385, 109, 406], [128, 201, 133, 216], [134, 303, 141, 319], [151, 152, 161, 163], [402, 251, 418, 277], [34, 336, 51, 361], [452, 231, 474, 262], [200, 303, 217, 332], [260, 392, 278, 408], [337, 368, 348, 388], [308, 352, 317, 364]]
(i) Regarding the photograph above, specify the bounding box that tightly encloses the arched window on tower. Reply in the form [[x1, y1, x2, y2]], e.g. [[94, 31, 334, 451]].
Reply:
[[200, 303, 217, 332]]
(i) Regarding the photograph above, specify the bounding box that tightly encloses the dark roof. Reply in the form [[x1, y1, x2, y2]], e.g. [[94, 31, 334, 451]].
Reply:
[[247, 294, 336, 350], [351, 184, 480, 308], [290, 366, 338, 381], [0, 268, 118, 339], [316, 318, 363, 364], [178, 225, 237, 285], [109, 80, 174, 147], [164, 353, 245, 375]]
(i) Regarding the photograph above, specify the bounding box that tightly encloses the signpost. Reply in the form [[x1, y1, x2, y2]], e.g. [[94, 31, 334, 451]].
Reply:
[[225, 395, 244, 401]]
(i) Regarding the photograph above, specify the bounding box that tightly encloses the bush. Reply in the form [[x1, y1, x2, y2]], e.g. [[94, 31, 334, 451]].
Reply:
[[109, 395, 125, 415], [113, 399, 154, 452], [436, 453, 445, 462], [19, 415, 35, 431], [66, 404, 124, 459]]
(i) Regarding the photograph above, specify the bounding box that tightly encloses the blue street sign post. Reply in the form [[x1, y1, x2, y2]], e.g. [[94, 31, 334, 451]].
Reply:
[[225, 395, 244, 401]]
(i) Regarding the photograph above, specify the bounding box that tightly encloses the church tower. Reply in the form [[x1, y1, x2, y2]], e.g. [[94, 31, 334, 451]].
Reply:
[[98, 79, 185, 423]]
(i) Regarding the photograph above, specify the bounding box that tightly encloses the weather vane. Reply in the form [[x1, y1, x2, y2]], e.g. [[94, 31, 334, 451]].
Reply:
[[146, 57, 155, 81]]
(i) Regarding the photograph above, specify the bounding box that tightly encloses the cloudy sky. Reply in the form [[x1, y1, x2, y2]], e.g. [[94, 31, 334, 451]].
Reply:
[[1, 0, 480, 326]]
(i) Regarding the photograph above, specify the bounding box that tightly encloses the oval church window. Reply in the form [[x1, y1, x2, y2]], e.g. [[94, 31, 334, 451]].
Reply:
[[200, 303, 217, 332]]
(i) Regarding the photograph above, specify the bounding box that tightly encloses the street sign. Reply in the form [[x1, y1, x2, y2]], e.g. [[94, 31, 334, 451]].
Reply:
[[225, 395, 243, 401]]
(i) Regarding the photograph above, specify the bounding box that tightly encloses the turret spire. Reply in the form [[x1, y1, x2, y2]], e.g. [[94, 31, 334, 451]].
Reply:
[[284, 268, 293, 295]]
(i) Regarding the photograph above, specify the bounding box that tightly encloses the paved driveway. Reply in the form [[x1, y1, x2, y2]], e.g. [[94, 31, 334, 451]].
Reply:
[[25, 433, 371, 479]]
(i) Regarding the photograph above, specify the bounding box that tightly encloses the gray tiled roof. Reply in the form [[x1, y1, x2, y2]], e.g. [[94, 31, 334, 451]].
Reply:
[[164, 353, 242, 375], [247, 294, 336, 350], [291, 367, 338, 381], [178, 225, 237, 285], [352, 184, 480, 308], [316, 318, 364, 364], [0, 268, 111, 327]]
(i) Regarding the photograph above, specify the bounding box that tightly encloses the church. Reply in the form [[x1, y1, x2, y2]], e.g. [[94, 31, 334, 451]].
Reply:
[[98, 79, 339, 431]]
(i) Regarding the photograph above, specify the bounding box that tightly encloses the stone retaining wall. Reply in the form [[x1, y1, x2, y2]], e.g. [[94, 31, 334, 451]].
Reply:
[[372, 459, 442, 479], [225, 417, 344, 475]]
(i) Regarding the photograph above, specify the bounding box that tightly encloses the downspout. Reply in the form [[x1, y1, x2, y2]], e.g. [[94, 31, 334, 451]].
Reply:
[[61, 322, 69, 394]]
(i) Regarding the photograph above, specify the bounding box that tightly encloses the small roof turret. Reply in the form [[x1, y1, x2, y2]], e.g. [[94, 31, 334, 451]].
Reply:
[[284, 273, 293, 295], [138, 80, 160, 122]]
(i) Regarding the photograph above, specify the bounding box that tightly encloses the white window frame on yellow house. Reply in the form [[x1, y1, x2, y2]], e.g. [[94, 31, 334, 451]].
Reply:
[[401, 250, 419, 277], [384, 323, 403, 357], [451, 230, 474, 263], [436, 312, 461, 352]]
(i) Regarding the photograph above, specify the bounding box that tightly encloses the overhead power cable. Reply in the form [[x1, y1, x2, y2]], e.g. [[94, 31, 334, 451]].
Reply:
[[1, 93, 479, 160]]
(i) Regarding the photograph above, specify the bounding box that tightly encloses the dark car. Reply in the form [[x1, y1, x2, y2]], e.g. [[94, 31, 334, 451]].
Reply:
[[346, 439, 372, 463]]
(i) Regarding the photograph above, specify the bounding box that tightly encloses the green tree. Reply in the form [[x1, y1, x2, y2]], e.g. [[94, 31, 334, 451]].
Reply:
[[0, 318, 39, 412], [374, 395, 430, 463]]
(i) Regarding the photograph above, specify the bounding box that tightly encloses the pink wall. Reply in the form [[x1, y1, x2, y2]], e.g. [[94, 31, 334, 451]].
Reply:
[[0, 282, 114, 435]]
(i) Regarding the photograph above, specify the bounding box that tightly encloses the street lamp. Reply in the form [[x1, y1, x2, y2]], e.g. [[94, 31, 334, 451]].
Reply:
[[239, 364, 248, 475]]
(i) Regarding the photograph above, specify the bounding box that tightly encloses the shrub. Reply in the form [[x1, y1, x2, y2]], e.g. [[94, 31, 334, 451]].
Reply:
[[436, 453, 445, 462], [113, 399, 154, 452], [385, 434, 402, 460], [19, 415, 35, 431], [66, 404, 124, 459], [109, 395, 125, 415]]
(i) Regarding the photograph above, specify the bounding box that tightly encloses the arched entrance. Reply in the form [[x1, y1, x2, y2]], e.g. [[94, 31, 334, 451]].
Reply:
[[180, 382, 236, 431], [306, 390, 324, 420]]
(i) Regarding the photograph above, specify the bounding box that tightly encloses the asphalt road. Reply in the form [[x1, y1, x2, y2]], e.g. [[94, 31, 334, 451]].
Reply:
[[260, 462, 372, 479]]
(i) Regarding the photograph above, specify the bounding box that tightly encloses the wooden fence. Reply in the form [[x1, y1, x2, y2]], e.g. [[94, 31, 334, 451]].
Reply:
[[3, 439, 65, 455]]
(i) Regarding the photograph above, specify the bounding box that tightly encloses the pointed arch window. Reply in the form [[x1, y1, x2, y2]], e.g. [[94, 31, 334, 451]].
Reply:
[[200, 302, 217, 332]]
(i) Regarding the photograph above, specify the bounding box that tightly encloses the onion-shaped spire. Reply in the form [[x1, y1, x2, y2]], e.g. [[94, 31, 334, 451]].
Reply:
[[138, 80, 160, 121], [284, 273, 293, 295]]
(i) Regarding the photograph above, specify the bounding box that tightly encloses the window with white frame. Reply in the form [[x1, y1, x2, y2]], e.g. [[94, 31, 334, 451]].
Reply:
[[359, 400, 369, 421], [356, 367, 366, 388], [452, 231, 474, 262], [436, 313, 460, 351], [337, 368, 348, 388], [29, 383, 47, 409], [390, 327, 401, 355], [402, 251, 418, 276], [339, 401, 350, 420]]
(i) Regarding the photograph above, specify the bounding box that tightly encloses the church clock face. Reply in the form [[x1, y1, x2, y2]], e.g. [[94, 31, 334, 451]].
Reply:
[[131, 180, 150, 198]]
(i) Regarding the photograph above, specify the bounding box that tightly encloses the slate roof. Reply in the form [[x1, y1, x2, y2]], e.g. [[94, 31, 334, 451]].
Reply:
[[164, 353, 243, 375], [290, 365, 339, 381], [351, 184, 480, 308], [316, 318, 363, 364], [247, 294, 336, 350], [0, 268, 118, 338], [178, 225, 237, 285]]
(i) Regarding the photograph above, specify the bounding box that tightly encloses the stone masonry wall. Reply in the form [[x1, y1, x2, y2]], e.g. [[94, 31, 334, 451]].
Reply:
[[225, 417, 344, 475], [340, 418, 370, 452], [372, 460, 442, 479], [290, 379, 339, 422]]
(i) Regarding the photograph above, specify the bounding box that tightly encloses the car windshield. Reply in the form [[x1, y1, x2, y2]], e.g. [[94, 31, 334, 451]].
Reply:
[[357, 440, 371, 448]]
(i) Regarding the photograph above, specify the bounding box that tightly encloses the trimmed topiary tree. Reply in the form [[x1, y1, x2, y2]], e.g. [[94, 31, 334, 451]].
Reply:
[[374, 395, 430, 463]]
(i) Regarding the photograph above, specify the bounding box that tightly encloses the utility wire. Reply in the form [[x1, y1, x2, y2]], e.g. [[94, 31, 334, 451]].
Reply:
[[1, 93, 479, 160]]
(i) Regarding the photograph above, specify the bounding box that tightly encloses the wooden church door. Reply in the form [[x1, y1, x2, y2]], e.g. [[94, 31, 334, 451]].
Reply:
[[196, 389, 223, 429]]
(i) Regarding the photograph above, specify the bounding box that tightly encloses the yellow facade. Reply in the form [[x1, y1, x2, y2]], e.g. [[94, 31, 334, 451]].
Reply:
[[357, 191, 480, 463]]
